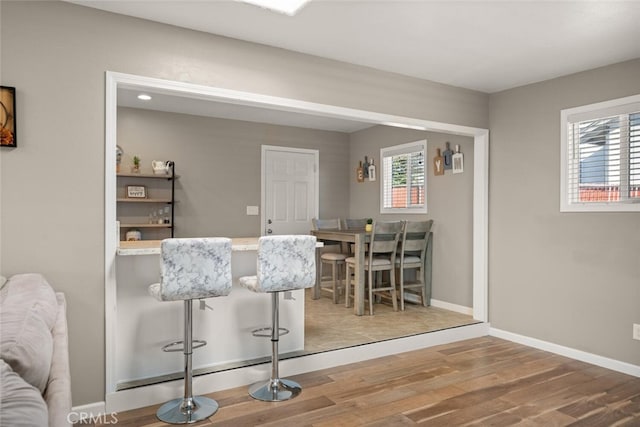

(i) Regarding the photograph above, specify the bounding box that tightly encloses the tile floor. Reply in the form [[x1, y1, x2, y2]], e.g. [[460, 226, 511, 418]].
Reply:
[[304, 288, 479, 354]]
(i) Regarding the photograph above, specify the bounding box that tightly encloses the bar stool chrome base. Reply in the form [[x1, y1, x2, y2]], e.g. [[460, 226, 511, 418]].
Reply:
[[156, 395, 219, 424], [248, 378, 301, 402]]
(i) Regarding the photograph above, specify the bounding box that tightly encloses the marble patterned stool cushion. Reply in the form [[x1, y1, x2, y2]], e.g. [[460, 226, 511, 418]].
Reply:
[[149, 237, 233, 302], [240, 235, 316, 293]]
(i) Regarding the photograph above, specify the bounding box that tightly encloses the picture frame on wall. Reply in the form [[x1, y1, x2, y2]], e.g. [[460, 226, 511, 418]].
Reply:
[[0, 86, 17, 148]]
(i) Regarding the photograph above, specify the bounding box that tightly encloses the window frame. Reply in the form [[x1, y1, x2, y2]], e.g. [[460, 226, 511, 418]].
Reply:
[[560, 94, 640, 212], [380, 139, 427, 214]]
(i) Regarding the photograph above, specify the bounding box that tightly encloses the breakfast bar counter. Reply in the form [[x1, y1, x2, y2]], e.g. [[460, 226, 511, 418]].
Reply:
[[113, 237, 320, 390], [117, 237, 266, 256]]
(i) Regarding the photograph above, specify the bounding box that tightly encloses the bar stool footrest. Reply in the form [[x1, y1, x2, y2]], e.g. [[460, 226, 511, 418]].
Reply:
[[161, 339, 207, 353], [251, 327, 289, 338]]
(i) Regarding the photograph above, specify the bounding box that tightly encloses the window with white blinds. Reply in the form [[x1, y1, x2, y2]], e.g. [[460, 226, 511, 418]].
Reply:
[[380, 140, 427, 214], [561, 94, 640, 212]]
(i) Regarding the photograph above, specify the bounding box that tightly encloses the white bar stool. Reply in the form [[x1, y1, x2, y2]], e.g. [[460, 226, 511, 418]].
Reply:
[[148, 238, 232, 424], [239, 235, 316, 402]]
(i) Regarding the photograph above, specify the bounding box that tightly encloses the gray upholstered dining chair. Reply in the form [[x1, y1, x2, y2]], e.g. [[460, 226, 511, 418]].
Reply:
[[312, 218, 347, 303], [345, 221, 404, 315], [239, 235, 316, 402], [148, 237, 232, 424], [395, 220, 433, 311]]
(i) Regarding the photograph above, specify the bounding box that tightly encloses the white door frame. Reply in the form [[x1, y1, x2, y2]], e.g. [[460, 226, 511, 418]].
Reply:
[[104, 71, 489, 397], [261, 145, 319, 236]]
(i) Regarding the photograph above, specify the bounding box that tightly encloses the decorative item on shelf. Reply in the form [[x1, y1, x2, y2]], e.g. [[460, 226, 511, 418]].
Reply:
[[152, 160, 171, 175], [126, 185, 147, 199], [452, 144, 464, 174], [433, 148, 445, 176], [443, 141, 453, 170], [368, 158, 376, 181], [116, 145, 124, 173], [363, 156, 370, 179], [365, 218, 373, 232], [125, 229, 142, 241], [131, 156, 141, 173], [356, 161, 364, 183], [0, 86, 16, 148]]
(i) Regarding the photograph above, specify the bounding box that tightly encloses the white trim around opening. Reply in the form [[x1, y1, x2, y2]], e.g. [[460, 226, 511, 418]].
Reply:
[[104, 71, 490, 407]]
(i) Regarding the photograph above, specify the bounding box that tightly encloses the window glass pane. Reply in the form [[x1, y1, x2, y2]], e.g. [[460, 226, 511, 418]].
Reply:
[[392, 154, 408, 208], [410, 151, 425, 206], [578, 116, 620, 202]]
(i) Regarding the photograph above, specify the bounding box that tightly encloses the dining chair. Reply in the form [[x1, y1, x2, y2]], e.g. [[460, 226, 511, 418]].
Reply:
[[395, 220, 433, 311], [312, 218, 347, 303], [342, 218, 368, 254], [345, 220, 404, 315], [343, 218, 367, 230]]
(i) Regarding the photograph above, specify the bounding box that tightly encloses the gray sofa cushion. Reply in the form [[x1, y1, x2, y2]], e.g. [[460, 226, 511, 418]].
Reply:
[[0, 274, 58, 393], [0, 359, 49, 426]]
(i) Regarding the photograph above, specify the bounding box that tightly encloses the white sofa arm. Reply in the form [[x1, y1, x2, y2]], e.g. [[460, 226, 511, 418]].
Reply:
[[44, 292, 72, 427]]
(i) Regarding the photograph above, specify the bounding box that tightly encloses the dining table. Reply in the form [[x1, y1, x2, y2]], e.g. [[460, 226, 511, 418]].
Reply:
[[310, 227, 433, 316], [310, 228, 370, 315]]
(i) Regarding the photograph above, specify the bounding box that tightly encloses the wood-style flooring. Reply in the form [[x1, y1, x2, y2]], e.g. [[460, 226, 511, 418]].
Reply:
[[83, 337, 640, 426]]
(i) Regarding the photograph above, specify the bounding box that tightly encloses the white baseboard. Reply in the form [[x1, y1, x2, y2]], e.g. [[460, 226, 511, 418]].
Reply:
[[430, 298, 473, 316], [68, 401, 107, 423], [105, 322, 489, 414], [490, 327, 640, 378]]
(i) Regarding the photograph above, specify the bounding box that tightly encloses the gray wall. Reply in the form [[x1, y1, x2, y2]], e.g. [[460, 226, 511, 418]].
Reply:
[[349, 126, 474, 307], [0, 1, 488, 405], [118, 107, 351, 238], [489, 58, 640, 366], [119, 110, 476, 307]]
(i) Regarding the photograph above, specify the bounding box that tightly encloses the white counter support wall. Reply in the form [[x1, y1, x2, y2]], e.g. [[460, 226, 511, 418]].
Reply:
[[115, 242, 306, 388]]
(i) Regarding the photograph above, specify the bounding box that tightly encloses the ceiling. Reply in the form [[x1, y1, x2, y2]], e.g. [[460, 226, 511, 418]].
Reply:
[[69, 0, 640, 94], [117, 87, 375, 133]]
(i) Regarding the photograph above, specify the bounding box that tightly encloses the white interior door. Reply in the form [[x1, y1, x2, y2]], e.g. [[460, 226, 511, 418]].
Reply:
[[262, 146, 318, 235]]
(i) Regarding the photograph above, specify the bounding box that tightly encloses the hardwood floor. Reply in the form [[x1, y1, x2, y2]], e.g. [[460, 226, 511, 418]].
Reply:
[[85, 337, 640, 426]]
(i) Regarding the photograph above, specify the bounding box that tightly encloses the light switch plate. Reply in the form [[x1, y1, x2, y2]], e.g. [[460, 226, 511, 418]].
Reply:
[[246, 206, 259, 215], [633, 323, 640, 341]]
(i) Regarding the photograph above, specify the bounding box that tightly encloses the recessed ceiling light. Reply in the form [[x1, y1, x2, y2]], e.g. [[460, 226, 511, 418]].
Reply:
[[237, 0, 311, 16], [137, 94, 152, 101]]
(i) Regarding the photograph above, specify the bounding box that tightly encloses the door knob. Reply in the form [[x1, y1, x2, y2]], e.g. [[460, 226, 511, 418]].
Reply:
[[267, 229, 273, 234], [267, 219, 273, 224]]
